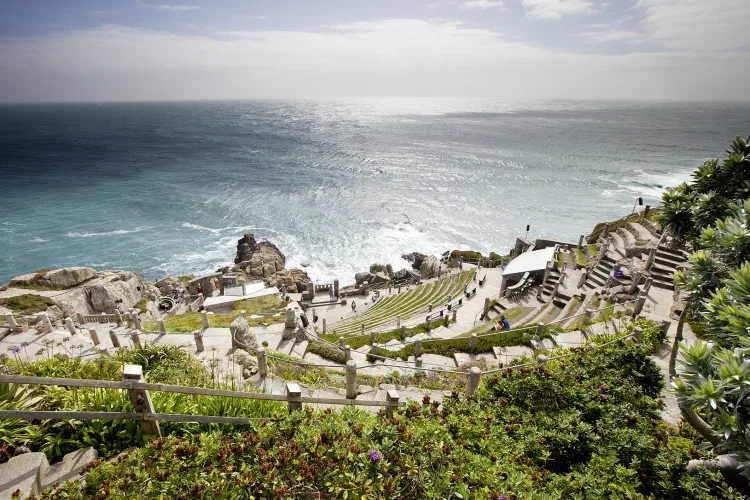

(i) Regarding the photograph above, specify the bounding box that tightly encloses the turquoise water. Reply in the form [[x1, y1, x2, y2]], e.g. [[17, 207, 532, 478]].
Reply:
[[1, 99, 748, 285]]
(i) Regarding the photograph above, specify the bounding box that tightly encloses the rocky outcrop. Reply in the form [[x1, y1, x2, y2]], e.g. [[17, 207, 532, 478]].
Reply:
[[11, 267, 96, 289], [402, 252, 426, 270], [234, 233, 310, 293], [230, 316, 258, 350], [355, 272, 374, 286], [370, 272, 390, 284], [233, 349, 259, 378], [7, 268, 159, 318], [419, 255, 444, 280], [393, 268, 420, 281]]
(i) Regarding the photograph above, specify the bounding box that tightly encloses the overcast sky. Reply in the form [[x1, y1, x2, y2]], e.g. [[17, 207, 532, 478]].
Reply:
[[1, 0, 749, 102]]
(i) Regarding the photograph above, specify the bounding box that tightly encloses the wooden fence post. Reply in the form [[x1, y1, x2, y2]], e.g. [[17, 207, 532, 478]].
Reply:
[[465, 367, 481, 397], [400, 326, 406, 342], [345, 361, 357, 399], [130, 330, 142, 349], [415, 339, 423, 358], [89, 328, 100, 346], [286, 382, 302, 412], [386, 390, 400, 419], [123, 364, 160, 436], [470, 334, 477, 353], [633, 293, 646, 317]]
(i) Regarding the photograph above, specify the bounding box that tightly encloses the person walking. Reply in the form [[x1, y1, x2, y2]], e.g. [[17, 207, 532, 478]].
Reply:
[[329, 286, 334, 300], [351, 300, 356, 313]]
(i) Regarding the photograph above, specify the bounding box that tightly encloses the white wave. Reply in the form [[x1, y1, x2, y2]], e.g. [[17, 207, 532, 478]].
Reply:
[[66, 227, 148, 238], [29, 237, 49, 243], [181, 222, 278, 235]]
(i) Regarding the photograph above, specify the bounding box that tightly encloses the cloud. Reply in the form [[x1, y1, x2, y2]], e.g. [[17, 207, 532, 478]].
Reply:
[[580, 28, 643, 44], [461, 0, 504, 9], [156, 4, 199, 11], [636, 0, 750, 52], [522, 0, 597, 20], [0, 20, 748, 102]]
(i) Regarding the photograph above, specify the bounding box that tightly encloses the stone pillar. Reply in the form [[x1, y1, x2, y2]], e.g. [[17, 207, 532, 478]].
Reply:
[[628, 271, 642, 295], [483, 298, 490, 319], [257, 347, 267, 377], [285, 309, 297, 328], [114, 310, 123, 326], [286, 382, 302, 412], [370, 330, 376, 345], [201, 311, 210, 330], [464, 284, 468, 294], [322, 318, 327, 334], [76, 313, 85, 324], [109, 330, 121, 348], [339, 336, 346, 347], [641, 205, 650, 223], [415, 358, 423, 368], [415, 339, 423, 358], [308, 282, 315, 299], [603, 223, 610, 237], [240, 310, 247, 319], [470, 334, 477, 353], [578, 234, 584, 249], [124, 313, 134, 329], [131, 311, 142, 330], [124, 364, 160, 436], [631, 327, 644, 343], [344, 345, 351, 362], [89, 328, 100, 346], [42, 314, 53, 334], [536, 355, 549, 365], [396, 316, 401, 328], [633, 294, 646, 316], [130, 330, 142, 349], [465, 367, 481, 397], [643, 277, 653, 294], [158, 319, 166, 334], [499, 276, 508, 296], [425, 318, 431, 332], [536, 322, 545, 338], [193, 331, 205, 352], [400, 326, 406, 342], [386, 390, 400, 419], [428, 304, 433, 312], [333, 279, 340, 298], [345, 360, 357, 399], [578, 270, 588, 289], [65, 317, 77, 335], [371, 345, 379, 356], [452, 310, 457, 323], [398, 285, 401, 294], [645, 247, 657, 271]]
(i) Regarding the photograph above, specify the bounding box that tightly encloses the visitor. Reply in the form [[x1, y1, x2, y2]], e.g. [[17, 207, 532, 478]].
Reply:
[[351, 300, 356, 313], [197, 284, 203, 296], [490, 319, 504, 331], [329, 287, 334, 300], [280, 284, 287, 296], [313, 310, 319, 324], [501, 315, 510, 330]]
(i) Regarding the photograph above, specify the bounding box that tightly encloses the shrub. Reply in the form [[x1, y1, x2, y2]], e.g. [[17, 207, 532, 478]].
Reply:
[[450, 250, 483, 262], [306, 340, 346, 364], [0, 294, 55, 314]]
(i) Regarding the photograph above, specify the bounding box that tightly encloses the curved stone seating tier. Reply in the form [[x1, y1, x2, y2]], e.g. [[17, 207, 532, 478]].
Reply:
[[330, 270, 474, 337]]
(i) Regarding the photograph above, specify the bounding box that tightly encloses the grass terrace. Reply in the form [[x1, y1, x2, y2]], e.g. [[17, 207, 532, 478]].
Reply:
[[327, 270, 475, 338]]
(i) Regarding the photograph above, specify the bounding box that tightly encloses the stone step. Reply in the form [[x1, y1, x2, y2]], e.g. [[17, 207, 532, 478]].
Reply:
[[492, 345, 533, 363], [289, 340, 309, 358], [453, 352, 498, 368], [657, 244, 688, 260], [0, 447, 97, 500], [655, 254, 684, 269], [41, 447, 98, 493], [609, 231, 626, 251], [618, 227, 636, 246], [628, 222, 658, 243], [651, 264, 675, 277]]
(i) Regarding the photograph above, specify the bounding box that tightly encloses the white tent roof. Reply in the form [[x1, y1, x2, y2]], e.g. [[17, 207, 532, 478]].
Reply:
[[502, 247, 555, 277]]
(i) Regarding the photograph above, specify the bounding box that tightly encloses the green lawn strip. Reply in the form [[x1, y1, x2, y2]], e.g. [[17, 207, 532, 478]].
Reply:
[[537, 305, 564, 326], [318, 319, 453, 356], [333, 281, 434, 331], [333, 271, 473, 336], [586, 244, 599, 259], [574, 248, 587, 267], [595, 301, 616, 323], [0, 294, 55, 315], [371, 329, 530, 361], [142, 312, 283, 333], [456, 306, 535, 338], [334, 280, 443, 335], [230, 294, 286, 314]]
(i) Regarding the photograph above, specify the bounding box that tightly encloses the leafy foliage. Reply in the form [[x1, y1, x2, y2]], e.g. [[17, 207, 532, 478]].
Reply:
[[0, 294, 55, 314], [38, 344, 738, 499]]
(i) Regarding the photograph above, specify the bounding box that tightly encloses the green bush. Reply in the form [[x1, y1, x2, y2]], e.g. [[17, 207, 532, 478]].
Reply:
[[37, 344, 737, 499], [374, 329, 531, 361], [306, 340, 346, 364], [0, 294, 55, 315], [450, 250, 484, 262]]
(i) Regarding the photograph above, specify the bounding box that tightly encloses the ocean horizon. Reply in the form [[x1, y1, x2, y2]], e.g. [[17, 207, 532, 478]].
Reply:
[[1, 98, 749, 285]]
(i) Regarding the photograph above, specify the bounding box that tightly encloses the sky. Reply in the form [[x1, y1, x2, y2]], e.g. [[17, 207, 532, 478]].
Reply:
[[0, 0, 749, 102]]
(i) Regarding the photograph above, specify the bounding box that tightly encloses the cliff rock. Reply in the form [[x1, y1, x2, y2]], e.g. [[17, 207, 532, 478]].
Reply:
[[419, 255, 443, 280], [355, 272, 374, 286], [401, 252, 426, 270], [11, 267, 96, 289], [234, 233, 309, 292]]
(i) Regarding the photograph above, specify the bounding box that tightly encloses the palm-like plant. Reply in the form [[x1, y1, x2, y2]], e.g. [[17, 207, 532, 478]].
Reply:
[[657, 183, 695, 241]]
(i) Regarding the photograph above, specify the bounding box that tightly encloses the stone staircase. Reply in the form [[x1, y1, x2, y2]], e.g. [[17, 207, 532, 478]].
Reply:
[[583, 255, 616, 290], [650, 245, 689, 291], [0, 447, 97, 500]]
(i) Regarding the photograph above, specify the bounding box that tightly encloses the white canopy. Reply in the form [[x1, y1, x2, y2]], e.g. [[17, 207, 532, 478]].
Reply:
[[502, 247, 555, 277]]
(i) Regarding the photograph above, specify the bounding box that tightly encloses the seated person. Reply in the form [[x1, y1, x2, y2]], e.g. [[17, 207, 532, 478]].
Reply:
[[490, 315, 510, 331], [501, 315, 510, 330]]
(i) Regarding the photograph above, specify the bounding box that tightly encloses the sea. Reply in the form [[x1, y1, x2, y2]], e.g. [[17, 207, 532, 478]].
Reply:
[[1, 99, 748, 286]]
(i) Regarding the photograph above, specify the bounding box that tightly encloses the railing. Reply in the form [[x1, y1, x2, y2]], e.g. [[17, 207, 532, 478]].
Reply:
[[0, 365, 405, 436], [188, 294, 204, 312], [81, 313, 118, 323]]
